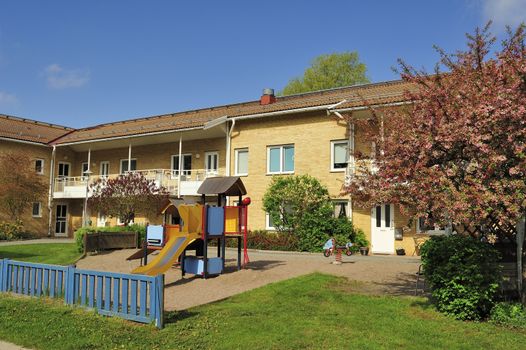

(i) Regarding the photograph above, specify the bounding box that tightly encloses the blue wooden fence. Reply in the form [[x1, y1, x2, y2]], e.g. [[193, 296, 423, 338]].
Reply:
[[0, 259, 164, 328]]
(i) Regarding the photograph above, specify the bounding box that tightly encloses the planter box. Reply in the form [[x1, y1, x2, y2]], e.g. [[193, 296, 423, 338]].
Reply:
[[84, 232, 138, 253]]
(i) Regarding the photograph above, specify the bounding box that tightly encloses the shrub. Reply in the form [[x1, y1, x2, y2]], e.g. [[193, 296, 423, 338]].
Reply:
[[490, 302, 526, 328], [263, 175, 366, 252], [0, 221, 24, 240], [74, 224, 146, 252], [420, 234, 502, 320], [246, 230, 299, 251]]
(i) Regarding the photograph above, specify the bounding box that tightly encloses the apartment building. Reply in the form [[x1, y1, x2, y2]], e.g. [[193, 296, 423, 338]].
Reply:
[[0, 80, 430, 254]]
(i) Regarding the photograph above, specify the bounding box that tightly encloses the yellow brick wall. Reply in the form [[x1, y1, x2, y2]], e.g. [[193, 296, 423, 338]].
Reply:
[[0, 140, 53, 236], [229, 111, 355, 230]]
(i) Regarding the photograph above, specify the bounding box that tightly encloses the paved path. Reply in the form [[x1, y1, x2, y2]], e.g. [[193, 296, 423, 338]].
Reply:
[[77, 247, 421, 311], [0, 238, 74, 246], [0, 340, 30, 350]]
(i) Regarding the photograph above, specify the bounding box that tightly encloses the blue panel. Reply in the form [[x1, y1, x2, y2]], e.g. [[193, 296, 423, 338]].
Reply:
[[207, 207, 224, 236], [36, 269, 42, 296], [43, 269, 49, 296], [139, 281, 147, 316], [50, 270, 55, 297], [130, 280, 138, 316], [104, 277, 111, 311], [113, 279, 120, 313], [183, 256, 223, 275], [81, 275, 87, 305], [96, 276, 103, 310], [147, 225, 164, 247], [122, 279, 129, 314], [88, 275, 95, 308]]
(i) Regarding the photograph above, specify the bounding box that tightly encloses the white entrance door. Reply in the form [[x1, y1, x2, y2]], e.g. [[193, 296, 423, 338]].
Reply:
[[371, 204, 395, 254], [205, 152, 219, 177], [55, 204, 68, 237]]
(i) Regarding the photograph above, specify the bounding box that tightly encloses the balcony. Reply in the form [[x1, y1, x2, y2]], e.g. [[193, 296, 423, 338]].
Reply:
[[53, 169, 221, 199]]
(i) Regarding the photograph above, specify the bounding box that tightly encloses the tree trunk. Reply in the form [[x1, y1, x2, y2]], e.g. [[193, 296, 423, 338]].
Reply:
[[517, 216, 525, 305]]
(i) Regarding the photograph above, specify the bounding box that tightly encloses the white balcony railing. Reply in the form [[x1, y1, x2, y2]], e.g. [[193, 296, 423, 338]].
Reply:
[[53, 168, 221, 198]]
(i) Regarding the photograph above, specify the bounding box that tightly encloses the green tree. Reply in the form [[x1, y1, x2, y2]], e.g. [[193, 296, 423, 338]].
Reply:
[[280, 52, 369, 95], [262, 175, 365, 251], [0, 152, 48, 222]]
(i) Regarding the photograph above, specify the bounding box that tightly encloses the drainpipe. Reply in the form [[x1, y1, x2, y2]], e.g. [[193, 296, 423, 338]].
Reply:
[[127, 144, 132, 172], [225, 119, 236, 177], [82, 148, 91, 227], [177, 134, 182, 197], [47, 145, 56, 237]]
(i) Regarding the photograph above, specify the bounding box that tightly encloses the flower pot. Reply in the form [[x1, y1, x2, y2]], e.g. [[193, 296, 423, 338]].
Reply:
[[359, 247, 369, 256], [396, 248, 406, 256]]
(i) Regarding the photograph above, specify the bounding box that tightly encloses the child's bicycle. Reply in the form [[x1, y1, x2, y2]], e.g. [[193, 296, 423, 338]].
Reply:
[[323, 244, 353, 257]]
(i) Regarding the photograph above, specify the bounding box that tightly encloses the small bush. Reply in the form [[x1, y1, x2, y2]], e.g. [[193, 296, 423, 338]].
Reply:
[[246, 230, 299, 251], [0, 220, 24, 240], [490, 302, 526, 328], [420, 235, 502, 321], [74, 224, 146, 252]]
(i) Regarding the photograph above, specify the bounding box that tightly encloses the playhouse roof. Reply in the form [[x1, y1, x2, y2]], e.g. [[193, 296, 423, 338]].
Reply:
[[197, 176, 247, 196]]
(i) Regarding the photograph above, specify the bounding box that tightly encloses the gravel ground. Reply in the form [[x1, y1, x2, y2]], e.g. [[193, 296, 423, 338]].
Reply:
[[76, 248, 422, 311]]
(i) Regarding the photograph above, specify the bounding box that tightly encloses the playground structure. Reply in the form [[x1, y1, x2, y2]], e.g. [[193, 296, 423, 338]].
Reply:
[[131, 176, 250, 278]]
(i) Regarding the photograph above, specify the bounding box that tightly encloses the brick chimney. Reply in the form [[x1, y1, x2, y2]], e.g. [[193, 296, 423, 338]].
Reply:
[[260, 88, 276, 105]]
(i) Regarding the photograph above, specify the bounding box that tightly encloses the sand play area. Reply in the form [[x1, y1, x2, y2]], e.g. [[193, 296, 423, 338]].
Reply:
[[76, 248, 421, 311]]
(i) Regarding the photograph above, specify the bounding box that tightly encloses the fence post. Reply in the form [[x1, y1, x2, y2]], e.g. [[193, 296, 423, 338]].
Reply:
[[1, 259, 9, 292], [154, 274, 164, 329], [64, 265, 76, 305]]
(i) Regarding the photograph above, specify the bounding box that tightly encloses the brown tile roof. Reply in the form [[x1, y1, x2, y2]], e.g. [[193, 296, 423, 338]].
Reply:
[[0, 114, 73, 144], [52, 79, 416, 145]]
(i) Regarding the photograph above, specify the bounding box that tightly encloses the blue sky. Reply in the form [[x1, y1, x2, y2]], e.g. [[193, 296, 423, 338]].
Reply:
[[0, 0, 525, 127]]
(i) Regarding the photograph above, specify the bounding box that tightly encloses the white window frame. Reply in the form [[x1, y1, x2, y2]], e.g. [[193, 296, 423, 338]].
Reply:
[[100, 161, 110, 178], [57, 162, 71, 178], [35, 159, 45, 175], [205, 151, 219, 176], [267, 144, 295, 175], [81, 162, 89, 179], [234, 148, 249, 176], [265, 213, 276, 231], [332, 200, 350, 218], [330, 140, 348, 172], [32, 202, 42, 218], [97, 212, 107, 227], [416, 217, 447, 235], [120, 158, 137, 174], [171, 153, 192, 176]]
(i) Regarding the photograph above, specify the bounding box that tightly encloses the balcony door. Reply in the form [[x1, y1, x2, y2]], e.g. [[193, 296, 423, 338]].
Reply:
[[371, 204, 395, 254], [205, 151, 219, 177], [172, 154, 192, 179], [58, 162, 70, 178], [100, 161, 110, 178]]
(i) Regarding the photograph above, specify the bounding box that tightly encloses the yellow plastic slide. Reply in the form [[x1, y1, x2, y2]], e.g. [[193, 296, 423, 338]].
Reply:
[[132, 204, 203, 276]]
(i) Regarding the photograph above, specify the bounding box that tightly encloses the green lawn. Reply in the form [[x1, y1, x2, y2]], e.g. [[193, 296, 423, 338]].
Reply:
[[0, 273, 524, 349], [0, 243, 81, 265]]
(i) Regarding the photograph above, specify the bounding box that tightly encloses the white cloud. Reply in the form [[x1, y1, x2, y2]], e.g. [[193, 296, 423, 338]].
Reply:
[[0, 91, 18, 106], [43, 63, 90, 89], [482, 0, 526, 30]]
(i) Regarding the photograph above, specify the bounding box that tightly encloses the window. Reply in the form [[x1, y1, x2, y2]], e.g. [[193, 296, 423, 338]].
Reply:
[[81, 162, 89, 179], [333, 201, 349, 218], [100, 161, 110, 178], [267, 145, 294, 174], [35, 159, 44, 174], [417, 216, 447, 235], [331, 140, 348, 171], [58, 162, 70, 178], [32, 202, 42, 217], [171, 154, 192, 176], [205, 152, 219, 176], [120, 159, 137, 173], [266, 213, 276, 230], [235, 148, 249, 176]]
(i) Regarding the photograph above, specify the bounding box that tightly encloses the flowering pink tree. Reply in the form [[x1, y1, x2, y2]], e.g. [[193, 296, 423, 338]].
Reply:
[[88, 172, 169, 226], [344, 24, 526, 299]]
